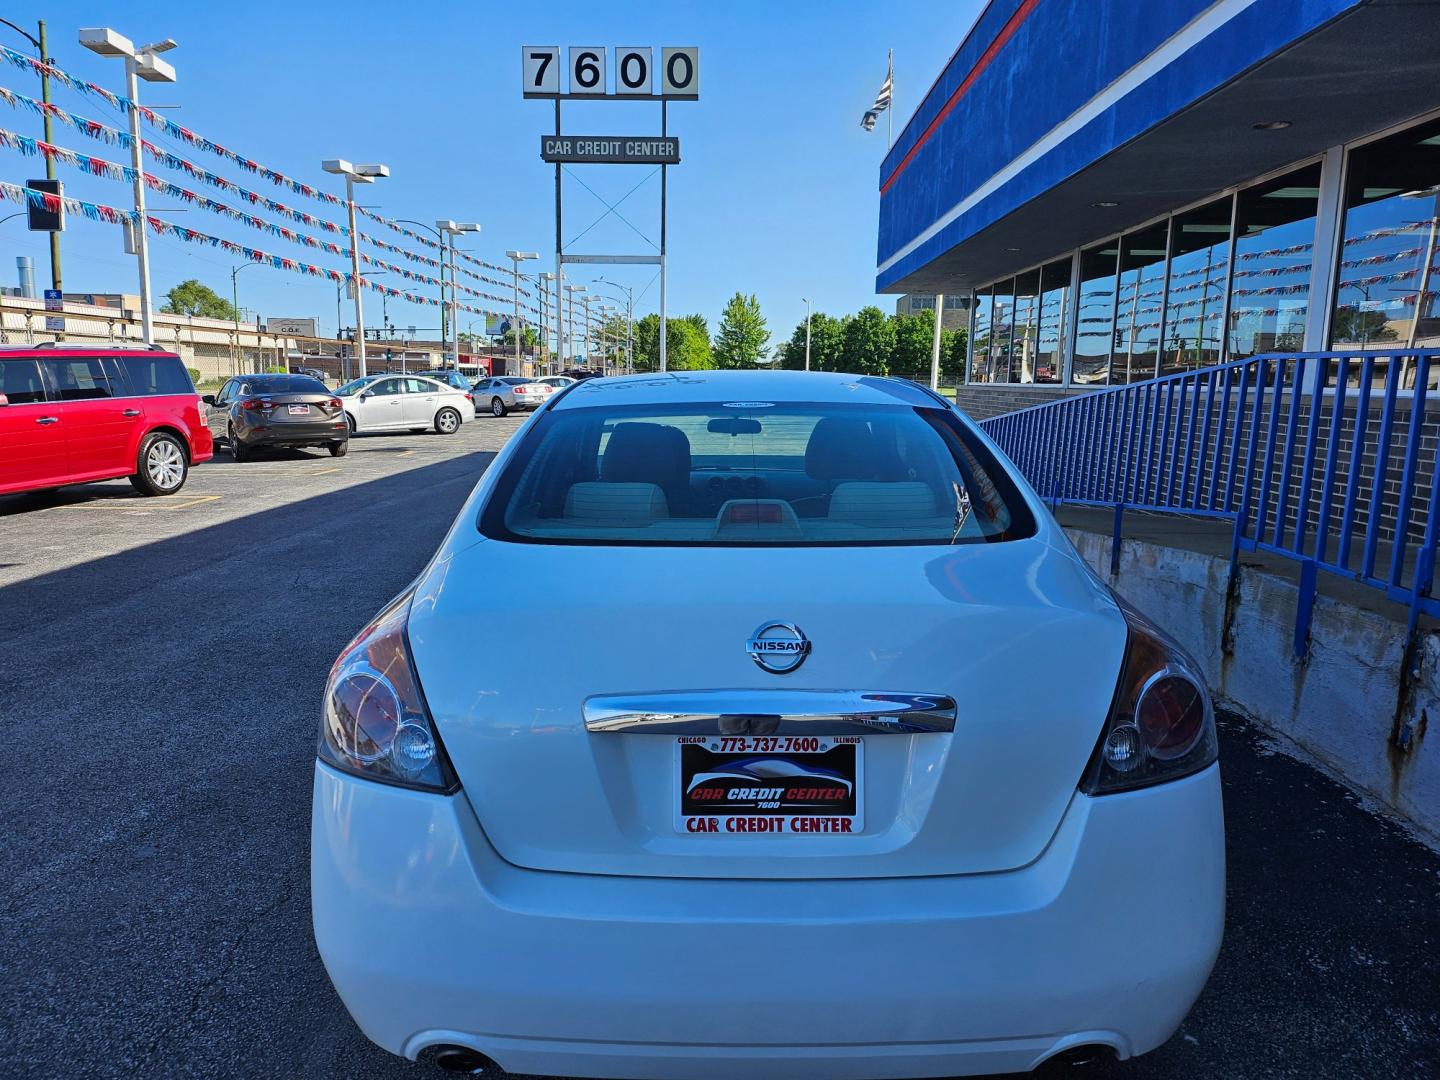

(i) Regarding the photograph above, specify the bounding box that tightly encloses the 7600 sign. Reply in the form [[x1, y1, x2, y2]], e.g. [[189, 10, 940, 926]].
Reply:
[[522, 46, 699, 100]]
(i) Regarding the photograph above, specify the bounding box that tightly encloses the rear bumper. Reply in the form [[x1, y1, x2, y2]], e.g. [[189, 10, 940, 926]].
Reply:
[[312, 763, 1224, 1079], [237, 420, 346, 447]]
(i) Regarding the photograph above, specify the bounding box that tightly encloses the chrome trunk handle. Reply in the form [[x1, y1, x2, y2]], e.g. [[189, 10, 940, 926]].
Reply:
[[583, 690, 956, 735]]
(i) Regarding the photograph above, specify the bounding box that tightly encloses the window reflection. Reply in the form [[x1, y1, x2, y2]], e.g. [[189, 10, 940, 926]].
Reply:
[[1074, 243, 1118, 384], [1228, 164, 1320, 360], [1162, 197, 1232, 375], [1010, 268, 1041, 383], [970, 287, 994, 383], [1112, 223, 1169, 382], [1034, 257, 1070, 384], [1333, 116, 1440, 389], [989, 278, 1015, 383]]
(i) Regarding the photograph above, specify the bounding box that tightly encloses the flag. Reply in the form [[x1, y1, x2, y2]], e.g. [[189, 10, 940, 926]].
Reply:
[[861, 52, 893, 131]]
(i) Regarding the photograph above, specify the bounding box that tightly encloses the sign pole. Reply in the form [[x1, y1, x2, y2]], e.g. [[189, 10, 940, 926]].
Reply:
[[659, 99, 668, 372], [554, 97, 564, 373]]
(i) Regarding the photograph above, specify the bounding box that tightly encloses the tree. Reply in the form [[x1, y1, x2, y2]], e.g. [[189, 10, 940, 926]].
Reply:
[[841, 306, 895, 375], [632, 313, 714, 371], [714, 293, 769, 369], [778, 311, 845, 371], [943, 327, 969, 381], [681, 313, 709, 340], [1331, 305, 1398, 345], [161, 279, 238, 320], [890, 310, 936, 378], [500, 325, 540, 351]]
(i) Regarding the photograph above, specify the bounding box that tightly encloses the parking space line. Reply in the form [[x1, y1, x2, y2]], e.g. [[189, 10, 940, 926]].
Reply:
[[313, 467, 341, 475], [64, 494, 222, 512]]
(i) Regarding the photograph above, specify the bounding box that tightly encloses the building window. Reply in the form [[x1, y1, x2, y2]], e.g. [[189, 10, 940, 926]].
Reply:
[[1073, 242, 1118, 384], [1228, 163, 1321, 360], [1333, 115, 1440, 373], [1111, 222, 1169, 382], [1034, 258, 1070, 384], [1009, 268, 1041, 383], [988, 277, 1015, 383], [1161, 196, 1233, 375], [970, 286, 994, 383]]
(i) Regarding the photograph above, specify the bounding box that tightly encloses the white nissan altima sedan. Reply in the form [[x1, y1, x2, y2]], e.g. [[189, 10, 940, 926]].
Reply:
[[311, 370, 1224, 1079]]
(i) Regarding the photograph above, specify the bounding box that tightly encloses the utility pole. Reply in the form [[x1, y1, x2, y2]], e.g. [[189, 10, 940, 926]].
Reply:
[[36, 22, 59, 293]]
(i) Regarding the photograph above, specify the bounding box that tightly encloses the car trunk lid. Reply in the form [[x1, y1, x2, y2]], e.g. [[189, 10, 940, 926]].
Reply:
[[408, 537, 1127, 879]]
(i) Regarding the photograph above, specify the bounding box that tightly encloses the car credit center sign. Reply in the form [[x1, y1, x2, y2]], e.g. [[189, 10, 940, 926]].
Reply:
[[540, 135, 679, 165]]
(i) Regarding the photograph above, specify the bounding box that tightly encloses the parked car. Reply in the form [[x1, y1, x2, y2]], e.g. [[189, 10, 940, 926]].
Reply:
[[427, 369, 475, 394], [290, 366, 329, 382], [536, 375, 575, 390], [203, 373, 348, 460], [472, 375, 553, 416], [559, 367, 602, 381], [311, 370, 1223, 1080], [0, 344, 213, 498], [336, 374, 474, 434]]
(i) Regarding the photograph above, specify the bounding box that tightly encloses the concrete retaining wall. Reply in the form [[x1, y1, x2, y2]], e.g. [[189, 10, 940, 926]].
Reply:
[[1066, 527, 1439, 846]]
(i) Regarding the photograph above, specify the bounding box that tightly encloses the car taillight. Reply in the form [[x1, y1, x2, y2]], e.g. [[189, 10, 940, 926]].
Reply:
[[327, 398, 342, 410], [464, 392, 472, 401], [241, 398, 265, 411], [318, 590, 459, 793], [515, 386, 528, 394], [1079, 595, 1217, 795]]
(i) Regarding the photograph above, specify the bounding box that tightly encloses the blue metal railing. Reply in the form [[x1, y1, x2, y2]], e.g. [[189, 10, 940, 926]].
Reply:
[[977, 349, 1440, 653]]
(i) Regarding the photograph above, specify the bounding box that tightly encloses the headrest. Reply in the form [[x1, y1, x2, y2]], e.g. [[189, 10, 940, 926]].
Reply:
[[804, 417, 878, 481], [564, 482, 670, 524], [602, 423, 692, 488]]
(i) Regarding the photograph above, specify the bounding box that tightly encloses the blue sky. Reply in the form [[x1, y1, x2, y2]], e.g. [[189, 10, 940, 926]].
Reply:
[[2, 0, 984, 342]]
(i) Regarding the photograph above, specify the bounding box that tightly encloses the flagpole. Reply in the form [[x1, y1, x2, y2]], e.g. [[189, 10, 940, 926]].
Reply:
[[887, 49, 893, 148]]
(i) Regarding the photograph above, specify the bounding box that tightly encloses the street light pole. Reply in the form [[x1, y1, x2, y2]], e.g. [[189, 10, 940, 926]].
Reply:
[[564, 283, 586, 369], [80, 29, 177, 343], [231, 261, 261, 374], [596, 277, 636, 374], [802, 297, 813, 371], [540, 271, 556, 373], [438, 221, 479, 371], [505, 251, 538, 376], [322, 159, 389, 377]]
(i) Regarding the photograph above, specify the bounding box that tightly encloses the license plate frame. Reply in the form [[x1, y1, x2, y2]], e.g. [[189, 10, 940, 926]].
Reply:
[[675, 735, 863, 835], [287, 404, 310, 415]]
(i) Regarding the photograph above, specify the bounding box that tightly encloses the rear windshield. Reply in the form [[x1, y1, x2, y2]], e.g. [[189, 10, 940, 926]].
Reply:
[[248, 375, 328, 394], [480, 402, 1035, 546]]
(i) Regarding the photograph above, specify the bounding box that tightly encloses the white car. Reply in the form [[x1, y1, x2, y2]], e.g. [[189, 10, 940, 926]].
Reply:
[[472, 375, 553, 416], [312, 370, 1224, 1079], [335, 374, 475, 434]]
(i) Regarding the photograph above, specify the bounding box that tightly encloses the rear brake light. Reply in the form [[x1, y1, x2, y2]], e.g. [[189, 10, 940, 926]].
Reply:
[[726, 502, 783, 524], [327, 398, 342, 410], [1079, 596, 1217, 795], [241, 398, 270, 411], [319, 590, 459, 793], [515, 386, 528, 394], [464, 393, 472, 401]]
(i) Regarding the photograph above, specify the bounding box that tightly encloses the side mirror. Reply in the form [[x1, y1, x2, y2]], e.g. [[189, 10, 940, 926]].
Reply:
[[358, 392, 370, 401], [201, 394, 216, 405]]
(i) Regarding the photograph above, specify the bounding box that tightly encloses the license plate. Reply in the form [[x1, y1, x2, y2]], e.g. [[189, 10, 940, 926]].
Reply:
[[287, 404, 309, 415], [675, 735, 863, 835]]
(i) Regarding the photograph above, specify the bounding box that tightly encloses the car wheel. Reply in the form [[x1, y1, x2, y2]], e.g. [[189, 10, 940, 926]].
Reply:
[[228, 426, 249, 462], [129, 432, 189, 496], [490, 397, 507, 417], [328, 441, 349, 457], [435, 407, 462, 435]]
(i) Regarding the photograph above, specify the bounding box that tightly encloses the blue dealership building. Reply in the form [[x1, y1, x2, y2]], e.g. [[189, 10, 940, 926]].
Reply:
[[877, 0, 1440, 417]]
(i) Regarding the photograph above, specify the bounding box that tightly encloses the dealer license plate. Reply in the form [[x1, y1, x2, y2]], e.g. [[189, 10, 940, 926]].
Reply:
[[675, 735, 863, 835], [287, 404, 310, 415]]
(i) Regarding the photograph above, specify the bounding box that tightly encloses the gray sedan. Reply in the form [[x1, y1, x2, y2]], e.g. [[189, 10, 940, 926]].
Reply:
[[472, 376, 555, 417]]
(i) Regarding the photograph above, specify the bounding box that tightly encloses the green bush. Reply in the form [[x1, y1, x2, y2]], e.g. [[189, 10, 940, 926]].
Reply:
[[187, 366, 202, 385], [265, 365, 288, 374]]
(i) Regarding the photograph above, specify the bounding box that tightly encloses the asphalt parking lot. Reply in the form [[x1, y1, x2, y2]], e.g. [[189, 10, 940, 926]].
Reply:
[[1, 414, 1437, 1079]]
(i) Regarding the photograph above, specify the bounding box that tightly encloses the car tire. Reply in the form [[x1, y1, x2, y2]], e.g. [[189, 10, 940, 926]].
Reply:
[[328, 441, 349, 457], [346, 413, 357, 434], [229, 426, 250, 462], [490, 397, 507, 417], [435, 407, 462, 435], [129, 431, 189, 496]]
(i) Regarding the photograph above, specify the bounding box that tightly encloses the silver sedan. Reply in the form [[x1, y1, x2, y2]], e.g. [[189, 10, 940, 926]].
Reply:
[[472, 376, 555, 417]]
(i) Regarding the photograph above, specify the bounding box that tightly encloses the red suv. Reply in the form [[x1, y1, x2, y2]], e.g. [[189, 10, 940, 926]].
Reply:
[[0, 345, 214, 498]]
